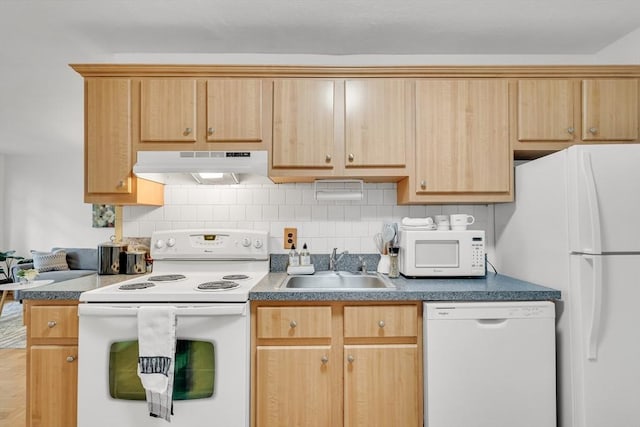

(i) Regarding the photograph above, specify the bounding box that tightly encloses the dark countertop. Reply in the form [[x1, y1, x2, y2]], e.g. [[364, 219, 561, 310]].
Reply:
[[17, 272, 561, 302], [249, 272, 561, 302]]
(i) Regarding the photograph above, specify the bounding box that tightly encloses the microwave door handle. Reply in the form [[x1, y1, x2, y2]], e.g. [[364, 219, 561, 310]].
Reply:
[[78, 304, 247, 317]]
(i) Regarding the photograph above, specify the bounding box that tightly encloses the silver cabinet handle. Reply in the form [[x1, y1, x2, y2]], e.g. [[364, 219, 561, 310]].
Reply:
[[47, 321, 57, 328], [589, 127, 598, 134], [420, 180, 427, 189], [184, 127, 192, 135], [321, 355, 329, 365], [325, 154, 332, 162], [378, 320, 386, 328], [348, 153, 355, 162], [289, 320, 298, 328], [347, 355, 355, 364], [118, 180, 125, 188], [208, 127, 215, 135], [567, 127, 575, 134], [66, 356, 76, 363]]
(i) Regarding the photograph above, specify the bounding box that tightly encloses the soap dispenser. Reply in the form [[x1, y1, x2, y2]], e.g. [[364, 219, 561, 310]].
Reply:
[[288, 244, 300, 267], [299, 243, 311, 266]]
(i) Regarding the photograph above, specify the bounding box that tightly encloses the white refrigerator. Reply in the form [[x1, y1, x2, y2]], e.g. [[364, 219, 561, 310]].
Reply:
[[495, 144, 640, 427]]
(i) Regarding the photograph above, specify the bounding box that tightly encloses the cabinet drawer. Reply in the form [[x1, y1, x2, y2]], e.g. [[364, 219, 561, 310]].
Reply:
[[344, 305, 417, 338], [30, 306, 79, 339], [257, 306, 332, 339]]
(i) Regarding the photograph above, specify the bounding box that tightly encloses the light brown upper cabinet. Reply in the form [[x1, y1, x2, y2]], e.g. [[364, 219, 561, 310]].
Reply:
[[517, 79, 577, 142], [140, 79, 197, 142], [513, 78, 639, 157], [270, 78, 412, 181], [85, 78, 163, 205], [344, 79, 409, 168], [582, 79, 638, 141], [272, 79, 337, 170], [398, 79, 512, 204], [206, 79, 263, 142], [136, 78, 267, 150]]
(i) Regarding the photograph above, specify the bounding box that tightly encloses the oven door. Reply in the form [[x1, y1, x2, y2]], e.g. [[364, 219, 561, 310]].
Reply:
[[77, 303, 249, 427]]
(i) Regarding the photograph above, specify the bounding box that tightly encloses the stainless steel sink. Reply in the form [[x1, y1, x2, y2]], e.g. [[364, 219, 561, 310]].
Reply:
[[281, 272, 393, 290]]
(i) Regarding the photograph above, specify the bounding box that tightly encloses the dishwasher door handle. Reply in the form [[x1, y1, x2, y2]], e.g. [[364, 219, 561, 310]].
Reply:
[[476, 318, 508, 327]]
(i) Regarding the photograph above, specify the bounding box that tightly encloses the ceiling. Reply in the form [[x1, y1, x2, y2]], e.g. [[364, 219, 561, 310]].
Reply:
[[1, 0, 640, 155]]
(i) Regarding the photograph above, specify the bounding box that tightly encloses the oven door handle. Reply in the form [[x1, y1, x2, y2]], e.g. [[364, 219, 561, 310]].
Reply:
[[78, 304, 247, 317]]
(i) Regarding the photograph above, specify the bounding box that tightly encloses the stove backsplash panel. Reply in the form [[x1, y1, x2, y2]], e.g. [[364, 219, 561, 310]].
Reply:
[[122, 183, 490, 254]]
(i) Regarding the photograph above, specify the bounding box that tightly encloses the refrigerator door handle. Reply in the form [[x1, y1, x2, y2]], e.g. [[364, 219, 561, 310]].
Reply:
[[580, 152, 602, 254], [585, 255, 603, 360]]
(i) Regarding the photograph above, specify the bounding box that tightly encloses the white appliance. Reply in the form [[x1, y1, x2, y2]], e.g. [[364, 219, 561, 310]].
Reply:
[[424, 302, 556, 427], [398, 229, 486, 277], [133, 150, 271, 185], [78, 229, 269, 427], [495, 144, 640, 427]]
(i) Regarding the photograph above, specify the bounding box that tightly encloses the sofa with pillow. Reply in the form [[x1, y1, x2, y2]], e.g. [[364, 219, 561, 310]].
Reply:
[[12, 247, 98, 283]]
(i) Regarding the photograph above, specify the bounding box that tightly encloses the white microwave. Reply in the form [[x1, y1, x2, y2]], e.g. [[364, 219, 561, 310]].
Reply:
[[398, 229, 486, 277]]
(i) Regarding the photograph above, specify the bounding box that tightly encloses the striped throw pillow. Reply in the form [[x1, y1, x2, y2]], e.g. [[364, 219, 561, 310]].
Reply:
[[31, 250, 70, 272]]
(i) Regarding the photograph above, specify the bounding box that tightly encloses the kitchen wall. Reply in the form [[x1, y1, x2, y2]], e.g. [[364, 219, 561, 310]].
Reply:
[[122, 183, 493, 256], [0, 154, 5, 249], [3, 40, 640, 256], [3, 152, 114, 256]]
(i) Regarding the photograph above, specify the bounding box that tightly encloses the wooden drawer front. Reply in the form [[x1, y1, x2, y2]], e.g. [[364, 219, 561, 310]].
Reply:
[[257, 307, 332, 339], [30, 306, 78, 339], [344, 305, 417, 338]]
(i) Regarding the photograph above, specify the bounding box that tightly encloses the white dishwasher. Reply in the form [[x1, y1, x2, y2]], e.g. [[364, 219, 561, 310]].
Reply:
[[424, 301, 556, 427]]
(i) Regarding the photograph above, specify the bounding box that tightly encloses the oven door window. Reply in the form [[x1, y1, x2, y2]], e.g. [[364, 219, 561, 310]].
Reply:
[[415, 240, 459, 268], [109, 340, 215, 400]]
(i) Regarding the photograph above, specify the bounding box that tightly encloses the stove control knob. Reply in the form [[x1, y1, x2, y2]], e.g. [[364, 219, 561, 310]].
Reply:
[[155, 239, 165, 249], [254, 239, 263, 249], [241, 237, 252, 247], [167, 238, 176, 247]]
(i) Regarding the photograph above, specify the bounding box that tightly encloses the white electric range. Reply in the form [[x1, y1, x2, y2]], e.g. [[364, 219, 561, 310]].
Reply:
[[77, 229, 269, 427]]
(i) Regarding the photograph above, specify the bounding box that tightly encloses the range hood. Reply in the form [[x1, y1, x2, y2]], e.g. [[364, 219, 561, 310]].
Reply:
[[133, 151, 271, 185]]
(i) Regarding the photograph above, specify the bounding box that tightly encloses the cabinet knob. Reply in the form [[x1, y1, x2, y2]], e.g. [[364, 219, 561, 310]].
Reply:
[[66, 356, 76, 363], [420, 180, 427, 189], [47, 320, 57, 328], [589, 127, 598, 134], [117, 180, 125, 188], [378, 320, 386, 328], [325, 154, 332, 162], [347, 355, 355, 364], [567, 127, 575, 134], [208, 127, 215, 135], [184, 127, 192, 135], [289, 320, 298, 328], [348, 153, 355, 162], [321, 355, 329, 365]]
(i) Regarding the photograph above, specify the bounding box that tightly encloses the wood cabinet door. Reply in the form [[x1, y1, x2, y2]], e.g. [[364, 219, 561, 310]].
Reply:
[[415, 80, 510, 193], [345, 79, 408, 167], [140, 79, 197, 142], [272, 79, 336, 168], [206, 79, 262, 142], [29, 345, 78, 427], [86, 78, 132, 194], [256, 346, 335, 427], [582, 79, 639, 141], [344, 344, 420, 427], [518, 79, 576, 141]]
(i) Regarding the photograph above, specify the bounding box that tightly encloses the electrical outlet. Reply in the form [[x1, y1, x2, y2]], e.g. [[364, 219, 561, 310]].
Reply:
[[284, 227, 297, 249]]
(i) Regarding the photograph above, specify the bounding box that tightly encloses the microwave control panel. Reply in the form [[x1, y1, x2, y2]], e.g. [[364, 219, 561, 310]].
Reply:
[[471, 237, 485, 272]]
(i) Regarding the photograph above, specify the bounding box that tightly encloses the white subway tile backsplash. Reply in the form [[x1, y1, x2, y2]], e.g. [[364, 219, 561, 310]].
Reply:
[[123, 183, 493, 254]]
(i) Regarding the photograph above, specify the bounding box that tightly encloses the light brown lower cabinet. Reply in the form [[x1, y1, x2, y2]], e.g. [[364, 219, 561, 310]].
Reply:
[[25, 301, 79, 427], [252, 302, 423, 427]]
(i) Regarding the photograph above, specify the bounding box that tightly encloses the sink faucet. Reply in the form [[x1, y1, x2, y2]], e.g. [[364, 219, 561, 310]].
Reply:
[[329, 248, 348, 271]]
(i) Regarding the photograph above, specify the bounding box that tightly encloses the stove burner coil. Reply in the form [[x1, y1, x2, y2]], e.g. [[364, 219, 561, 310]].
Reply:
[[119, 282, 155, 290], [197, 280, 240, 291], [221, 274, 250, 281], [148, 274, 187, 282]]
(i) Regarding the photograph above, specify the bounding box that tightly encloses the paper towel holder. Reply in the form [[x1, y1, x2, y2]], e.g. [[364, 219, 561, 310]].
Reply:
[[313, 179, 364, 201]]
